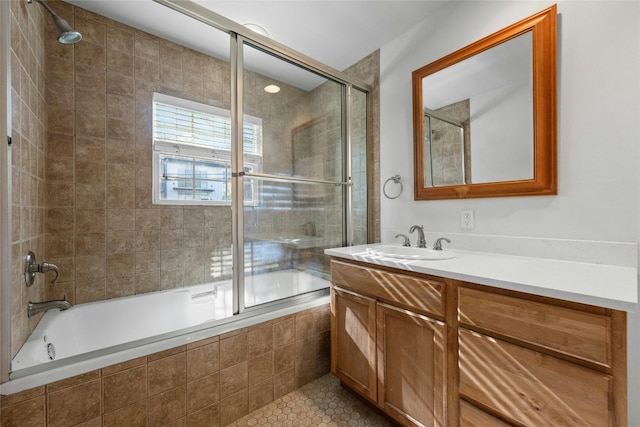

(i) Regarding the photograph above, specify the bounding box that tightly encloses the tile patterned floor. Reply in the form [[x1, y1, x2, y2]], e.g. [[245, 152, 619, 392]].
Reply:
[[228, 373, 394, 427]]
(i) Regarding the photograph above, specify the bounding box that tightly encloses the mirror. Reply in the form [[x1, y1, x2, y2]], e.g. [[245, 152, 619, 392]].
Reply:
[[412, 5, 557, 199]]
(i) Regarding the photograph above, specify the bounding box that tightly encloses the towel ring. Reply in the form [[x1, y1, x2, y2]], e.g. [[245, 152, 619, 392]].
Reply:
[[383, 175, 403, 199]]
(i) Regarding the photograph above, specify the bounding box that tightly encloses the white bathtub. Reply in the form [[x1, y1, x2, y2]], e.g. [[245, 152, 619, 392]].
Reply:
[[12, 269, 329, 372]]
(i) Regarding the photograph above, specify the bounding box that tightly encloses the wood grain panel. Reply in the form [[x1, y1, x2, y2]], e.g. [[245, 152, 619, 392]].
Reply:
[[459, 328, 612, 427], [459, 400, 512, 427], [458, 286, 611, 367], [611, 310, 627, 427], [331, 260, 444, 318], [331, 287, 377, 403], [377, 303, 446, 427]]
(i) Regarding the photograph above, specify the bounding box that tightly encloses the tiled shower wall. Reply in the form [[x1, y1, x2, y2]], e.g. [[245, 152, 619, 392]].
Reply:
[[429, 99, 470, 186], [9, 0, 48, 358], [40, 0, 345, 310], [42, 1, 250, 310], [39, 0, 364, 311], [344, 51, 380, 244], [0, 304, 331, 426]]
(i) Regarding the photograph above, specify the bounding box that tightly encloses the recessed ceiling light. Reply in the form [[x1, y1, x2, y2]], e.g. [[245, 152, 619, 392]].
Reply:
[[264, 85, 281, 94], [243, 23, 269, 37]]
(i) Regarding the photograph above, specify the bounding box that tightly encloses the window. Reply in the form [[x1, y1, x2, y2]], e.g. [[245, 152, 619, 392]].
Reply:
[[152, 93, 262, 205]]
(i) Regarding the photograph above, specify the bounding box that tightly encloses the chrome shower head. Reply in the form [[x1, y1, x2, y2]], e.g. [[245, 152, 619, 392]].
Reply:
[[27, 0, 82, 44], [51, 14, 82, 44]]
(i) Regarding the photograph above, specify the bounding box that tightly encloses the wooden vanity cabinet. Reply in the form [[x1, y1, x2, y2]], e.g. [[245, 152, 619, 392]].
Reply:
[[330, 258, 627, 427], [330, 260, 448, 427]]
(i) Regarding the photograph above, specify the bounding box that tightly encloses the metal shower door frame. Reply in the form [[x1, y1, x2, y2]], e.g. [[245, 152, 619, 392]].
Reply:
[[233, 36, 358, 314], [0, 0, 11, 384]]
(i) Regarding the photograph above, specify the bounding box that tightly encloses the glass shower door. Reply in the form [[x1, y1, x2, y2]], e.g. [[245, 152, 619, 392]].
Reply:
[[239, 41, 350, 308]]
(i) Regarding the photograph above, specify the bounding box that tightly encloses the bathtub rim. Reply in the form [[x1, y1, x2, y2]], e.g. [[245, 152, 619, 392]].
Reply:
[[0, 289, 329, 395]]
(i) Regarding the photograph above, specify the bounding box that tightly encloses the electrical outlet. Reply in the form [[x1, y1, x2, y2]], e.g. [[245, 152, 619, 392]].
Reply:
[[461, 209, 475, 229]]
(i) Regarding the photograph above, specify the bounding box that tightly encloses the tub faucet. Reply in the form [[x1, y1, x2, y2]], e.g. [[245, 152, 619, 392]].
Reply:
[[409, 225, 427, 248], [28, 297, 72, 318], [24, 251, 60, 286], [38, 262, 60, 284], [302, 221, 316, 237]]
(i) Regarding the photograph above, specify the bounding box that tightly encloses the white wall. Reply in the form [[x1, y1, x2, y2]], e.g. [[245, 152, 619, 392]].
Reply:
[[471, 81, 533, 183], [379, 1, 640, 424]]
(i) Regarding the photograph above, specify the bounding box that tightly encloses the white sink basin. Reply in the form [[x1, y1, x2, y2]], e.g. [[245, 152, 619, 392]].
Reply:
[[366, 245, 455, 260]]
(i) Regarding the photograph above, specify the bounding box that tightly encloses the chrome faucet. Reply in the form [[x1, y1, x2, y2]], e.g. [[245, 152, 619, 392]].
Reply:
[[38, 262, 60, 284], [25, 251, 60, 286], [395, 233, 411, 247], [28, 297, 72, 317], [409, 225, 427, 248], [433, 237, 451, 251]]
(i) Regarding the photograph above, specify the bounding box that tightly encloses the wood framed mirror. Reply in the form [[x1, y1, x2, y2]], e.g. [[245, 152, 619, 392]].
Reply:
[[412, 5, 557, 200]]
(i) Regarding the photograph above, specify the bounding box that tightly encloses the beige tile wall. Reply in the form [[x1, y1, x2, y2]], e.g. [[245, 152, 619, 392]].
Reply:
[[344, 50, 380, 244], [43, 2, 240, 307], [9, 0, 48, 358], [41, 0, 341, 309], [0, 304, 331, 426], [430, 99, 470, 186]]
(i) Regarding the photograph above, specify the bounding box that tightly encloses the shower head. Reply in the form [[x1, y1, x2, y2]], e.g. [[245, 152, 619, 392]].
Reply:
[[51, 13, 82, 44], [27, 0, 82, 44]]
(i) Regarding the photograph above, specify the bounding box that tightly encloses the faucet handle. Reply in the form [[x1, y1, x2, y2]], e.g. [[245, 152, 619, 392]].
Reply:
[[24, 252, 60, 286], [395, 234, 411, 247], [40, 262, 60, 285], [433, 237, 451, 251]]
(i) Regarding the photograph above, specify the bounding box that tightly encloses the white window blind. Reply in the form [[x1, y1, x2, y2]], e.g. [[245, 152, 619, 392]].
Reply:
[[153, 93, 262, 155]]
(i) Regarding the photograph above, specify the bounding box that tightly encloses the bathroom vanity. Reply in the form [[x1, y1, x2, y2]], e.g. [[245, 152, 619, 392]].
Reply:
[[326, 245, 636, 427]]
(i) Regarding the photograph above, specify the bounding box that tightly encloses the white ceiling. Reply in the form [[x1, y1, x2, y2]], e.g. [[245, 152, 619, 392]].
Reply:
[[65, 0, 448, 89]]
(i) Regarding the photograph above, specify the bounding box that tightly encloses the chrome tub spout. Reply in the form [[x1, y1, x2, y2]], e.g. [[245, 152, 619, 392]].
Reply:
[[28, 297, 72, 318]]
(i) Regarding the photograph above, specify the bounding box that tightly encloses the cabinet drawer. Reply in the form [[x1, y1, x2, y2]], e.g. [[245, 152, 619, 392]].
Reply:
[[459, 401, 511, 427], [458, 286, 611, 366], [331, 260, 444, 318], [459, 328, 612, 427]]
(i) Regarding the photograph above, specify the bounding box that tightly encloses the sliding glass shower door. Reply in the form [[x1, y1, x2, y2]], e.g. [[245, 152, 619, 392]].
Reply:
[[238, 40, 360, 309]]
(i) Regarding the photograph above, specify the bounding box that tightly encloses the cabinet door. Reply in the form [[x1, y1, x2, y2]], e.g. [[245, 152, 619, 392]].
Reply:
[[331, 287, 377, 402], [377, 303, 446, 427]]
